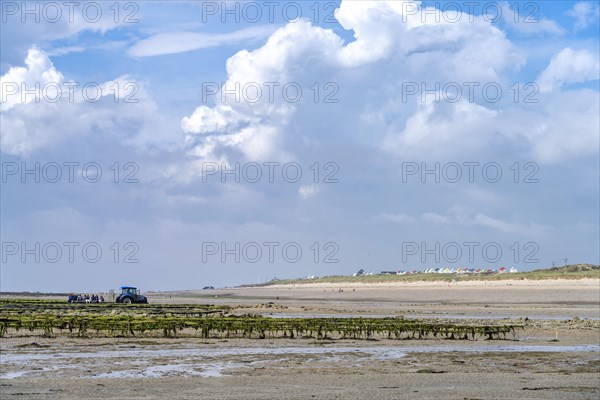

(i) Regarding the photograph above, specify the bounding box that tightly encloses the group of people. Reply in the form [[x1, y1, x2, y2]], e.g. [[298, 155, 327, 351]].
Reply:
[[68, 294, 105, 303]]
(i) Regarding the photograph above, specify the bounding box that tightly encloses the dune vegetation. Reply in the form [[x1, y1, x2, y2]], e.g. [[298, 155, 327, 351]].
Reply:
[[258, 264, 600, 286]]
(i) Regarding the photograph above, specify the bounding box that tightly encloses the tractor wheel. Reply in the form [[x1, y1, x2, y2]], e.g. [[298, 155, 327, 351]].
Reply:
[[123, 298, 132, 304]]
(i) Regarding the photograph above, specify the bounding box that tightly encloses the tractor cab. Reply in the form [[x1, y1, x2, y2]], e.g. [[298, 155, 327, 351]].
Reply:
[[116, 286, 148, 304]]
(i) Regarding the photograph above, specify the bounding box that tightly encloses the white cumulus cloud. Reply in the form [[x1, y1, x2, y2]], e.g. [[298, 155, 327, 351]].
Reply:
[[566, 2, 600, 30], [537, 47, 600, 92], [0, 48, 164, 156]]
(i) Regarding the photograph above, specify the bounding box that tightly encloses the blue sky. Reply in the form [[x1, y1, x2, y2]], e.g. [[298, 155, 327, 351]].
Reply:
[[1, 1, 599, 292]]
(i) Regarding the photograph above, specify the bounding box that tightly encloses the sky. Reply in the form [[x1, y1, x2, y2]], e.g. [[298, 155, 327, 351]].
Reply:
[[0, 0, 599, 292]]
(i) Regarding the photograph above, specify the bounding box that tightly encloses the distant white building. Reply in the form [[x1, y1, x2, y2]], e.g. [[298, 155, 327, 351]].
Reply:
[[510, 267, 518, 273]]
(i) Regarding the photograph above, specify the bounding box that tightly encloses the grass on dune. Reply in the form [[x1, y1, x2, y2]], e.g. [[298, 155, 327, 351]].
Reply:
[[258, 264, 600, 286]]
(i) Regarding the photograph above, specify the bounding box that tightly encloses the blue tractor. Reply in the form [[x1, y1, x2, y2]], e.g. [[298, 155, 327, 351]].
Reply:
[[116, 286, 148, 304]]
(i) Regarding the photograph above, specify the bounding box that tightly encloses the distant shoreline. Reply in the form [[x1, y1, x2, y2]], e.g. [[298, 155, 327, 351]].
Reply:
[[265, 277, 600, 290], [252, 265, 600, 287], [2, 265, 598, 296]]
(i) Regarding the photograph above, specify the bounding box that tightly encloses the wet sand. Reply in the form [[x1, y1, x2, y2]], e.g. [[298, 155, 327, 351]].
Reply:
[[1, 279, 599, 399], [2, 336, 599, 399]]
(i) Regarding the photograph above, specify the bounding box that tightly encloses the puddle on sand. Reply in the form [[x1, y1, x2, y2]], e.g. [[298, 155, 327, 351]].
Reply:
[[262, 313, 600, 321], [1, 344, 598, 380], [1, 346, 405, 363], [410, 315, 600, 321], [92, 363, 228, 379], [0, 371, 29, 379], [1, 347, 406, 379]]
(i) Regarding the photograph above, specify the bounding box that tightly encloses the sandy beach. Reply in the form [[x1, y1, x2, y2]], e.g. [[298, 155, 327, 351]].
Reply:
[[149, 278, 600, 320], [1, 278, 599, 399]]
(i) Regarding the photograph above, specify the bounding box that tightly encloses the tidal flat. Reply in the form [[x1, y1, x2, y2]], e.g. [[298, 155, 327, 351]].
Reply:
[[1, 278, 599, 399]]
